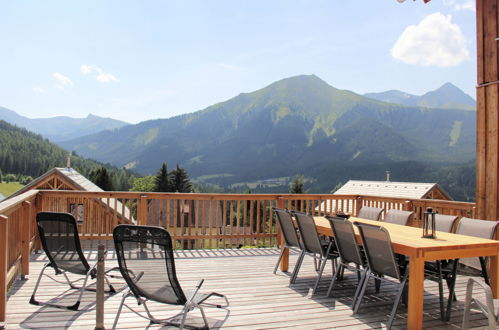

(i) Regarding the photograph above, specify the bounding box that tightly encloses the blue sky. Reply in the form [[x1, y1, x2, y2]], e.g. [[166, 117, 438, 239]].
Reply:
[[0, 0, 476, 123]]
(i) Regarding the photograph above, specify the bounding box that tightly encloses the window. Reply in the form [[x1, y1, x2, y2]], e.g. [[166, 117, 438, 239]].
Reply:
[[69, 203, 84, 224]]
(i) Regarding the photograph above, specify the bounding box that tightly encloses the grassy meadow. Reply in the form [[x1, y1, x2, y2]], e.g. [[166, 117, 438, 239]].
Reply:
[[0, 182, 24, 198]]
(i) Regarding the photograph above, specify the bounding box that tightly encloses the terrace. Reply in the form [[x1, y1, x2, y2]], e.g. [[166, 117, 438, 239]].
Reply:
[[0, 190, 493, 329]]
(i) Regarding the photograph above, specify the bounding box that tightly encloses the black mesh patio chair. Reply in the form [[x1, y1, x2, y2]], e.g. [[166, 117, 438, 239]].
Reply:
[[445, 217, 499, 321], [357, 206, 384, 221], [383, 209, 413, 226], [291, 211, 339, 294], [352, 222, 408, 329], [30, 212, 118, 311], [272, 208, 302, 278], [112, 225, 229, 330], [326, 216, 366, 308]]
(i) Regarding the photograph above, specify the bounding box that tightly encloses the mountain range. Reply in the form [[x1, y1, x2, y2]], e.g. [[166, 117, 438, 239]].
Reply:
[[364, 82, 476, 110], [0, 107, 128, 142], [56, 75, 476, 192]]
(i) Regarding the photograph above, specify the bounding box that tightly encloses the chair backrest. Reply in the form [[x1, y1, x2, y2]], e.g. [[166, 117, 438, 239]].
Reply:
[[327, 216, 363, 266], [456, 217, 499, 270], [383, 209, 413, 226], [272, 208, 301, 248], [357, 206, 384, 221], [434, 214, 459, 232], [36, 212, 90, 275], [113, 225, 186, 305], [292, 211, 324, 255], [456, 217, 498, 239], [354, 222, 401, 280]]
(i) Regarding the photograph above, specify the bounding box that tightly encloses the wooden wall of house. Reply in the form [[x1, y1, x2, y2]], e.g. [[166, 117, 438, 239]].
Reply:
[[476, 0, 499, 220]]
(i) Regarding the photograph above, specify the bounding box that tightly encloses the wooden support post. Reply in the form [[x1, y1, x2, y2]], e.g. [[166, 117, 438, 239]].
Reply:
[[95, 244, 105, 330], [476, 0, 499, 221], [0, 215, 8, 326], [21, 201, 32, 278]]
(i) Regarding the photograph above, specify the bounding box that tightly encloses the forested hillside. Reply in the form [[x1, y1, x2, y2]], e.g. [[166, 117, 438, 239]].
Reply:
[[0, 120, 136, 190]]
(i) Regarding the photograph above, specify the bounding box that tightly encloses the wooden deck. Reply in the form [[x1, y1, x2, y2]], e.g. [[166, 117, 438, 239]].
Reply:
[[4, 248, 492, 329]]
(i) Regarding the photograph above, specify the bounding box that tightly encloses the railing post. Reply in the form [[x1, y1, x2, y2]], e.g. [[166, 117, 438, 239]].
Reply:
[[34, 193, 43, 251], [355, 196, 363, 217], [0, 215, 8, 326], [138, 195, 148, 226], [21, 201, 32, 279], [95, 244, 105, 330]]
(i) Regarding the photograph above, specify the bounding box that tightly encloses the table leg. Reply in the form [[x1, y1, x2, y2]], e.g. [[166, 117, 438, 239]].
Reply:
[[279, 234, 289, 272], [489, 253, 499, 297], [407, 255, 424, 330]]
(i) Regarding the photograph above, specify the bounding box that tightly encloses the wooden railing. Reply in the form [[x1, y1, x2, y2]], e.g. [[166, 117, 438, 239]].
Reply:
[[0, 190, 37, 324], [0, 189, 479, 324]]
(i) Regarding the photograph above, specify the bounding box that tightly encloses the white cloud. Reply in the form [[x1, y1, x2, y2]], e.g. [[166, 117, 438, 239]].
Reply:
[[80, 64, 119, 83], [32, 87, 46, 94], [80, 64, 94, 75], [391, 12, 469, 67], [52, 72, 73, 90], [443, 0, 475, 11]]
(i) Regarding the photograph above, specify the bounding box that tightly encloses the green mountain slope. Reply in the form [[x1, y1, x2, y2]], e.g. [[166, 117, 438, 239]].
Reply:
[[0, 107, 129, 142], [364, 82, 476, 110], [59, 75, 476, 188]]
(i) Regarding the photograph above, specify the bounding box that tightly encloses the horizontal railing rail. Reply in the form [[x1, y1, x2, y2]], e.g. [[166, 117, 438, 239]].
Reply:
[[0, 189, 478, 324]]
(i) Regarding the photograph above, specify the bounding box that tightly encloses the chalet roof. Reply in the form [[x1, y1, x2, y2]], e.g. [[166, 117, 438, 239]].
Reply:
[[55, 167, 103, 192], [8, 167, 103, 198], [334, 180, 450, 200]]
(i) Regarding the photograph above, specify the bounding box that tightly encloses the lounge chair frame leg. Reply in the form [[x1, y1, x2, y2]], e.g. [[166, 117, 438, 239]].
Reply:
[[29, 262, 94, 311]]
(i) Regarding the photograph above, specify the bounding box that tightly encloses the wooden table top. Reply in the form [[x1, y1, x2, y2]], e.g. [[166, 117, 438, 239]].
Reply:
[[314, 216, 499, 260]]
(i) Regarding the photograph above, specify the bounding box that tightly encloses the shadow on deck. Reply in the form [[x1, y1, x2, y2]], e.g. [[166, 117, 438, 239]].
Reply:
[[5, 248, 491, 329]]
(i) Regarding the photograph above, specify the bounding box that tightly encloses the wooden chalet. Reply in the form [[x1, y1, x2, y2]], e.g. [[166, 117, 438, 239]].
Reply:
[[7, 167, 134, 229]]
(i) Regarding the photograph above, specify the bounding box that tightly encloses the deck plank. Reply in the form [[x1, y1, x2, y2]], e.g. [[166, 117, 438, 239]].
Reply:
[[5, 248, 491, 329]]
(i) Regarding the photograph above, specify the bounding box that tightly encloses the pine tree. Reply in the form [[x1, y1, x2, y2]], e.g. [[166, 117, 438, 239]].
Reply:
[[289, 175, 305, 194], [90, 167, 114, 191], [154, 163, 170, 192], [169, 164, 192, 192], [289, 175, 305, 211]]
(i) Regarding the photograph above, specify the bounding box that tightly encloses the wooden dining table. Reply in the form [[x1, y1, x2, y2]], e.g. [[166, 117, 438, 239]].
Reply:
[[279, 216, 499, 330]]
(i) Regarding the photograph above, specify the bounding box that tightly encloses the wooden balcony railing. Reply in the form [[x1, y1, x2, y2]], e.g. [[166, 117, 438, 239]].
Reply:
[[0, 189, 478, 324], [0, 190, 37, 324]]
